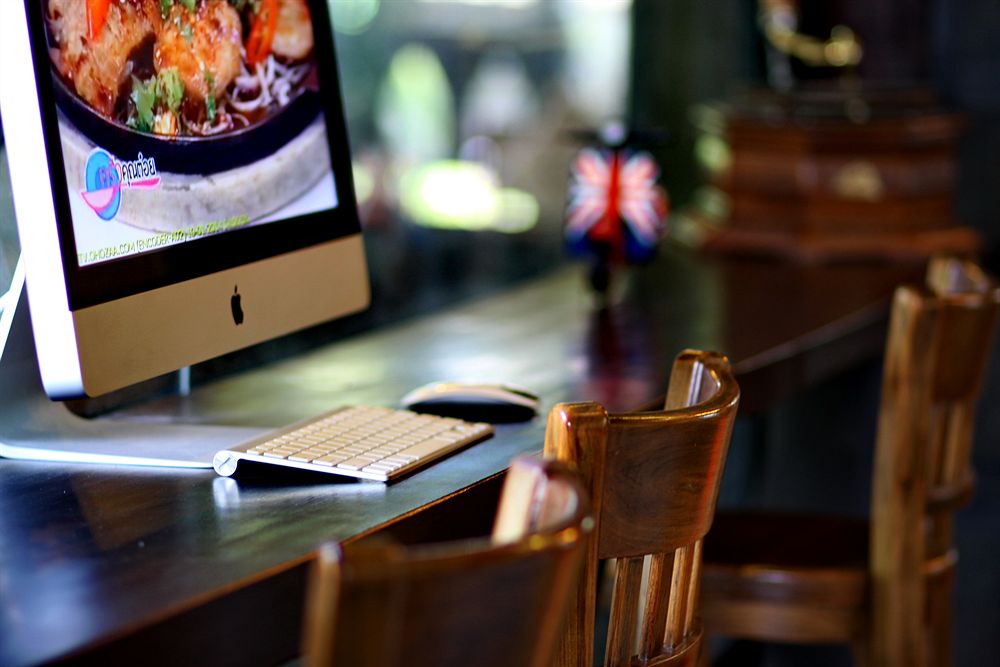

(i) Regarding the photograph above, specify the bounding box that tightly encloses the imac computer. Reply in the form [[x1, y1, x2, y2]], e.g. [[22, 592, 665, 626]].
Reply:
[[0, 0, 370, 466]]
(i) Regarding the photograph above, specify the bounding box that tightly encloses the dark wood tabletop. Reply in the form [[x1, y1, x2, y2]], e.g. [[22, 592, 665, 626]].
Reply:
[[0, 247, 922, 666]]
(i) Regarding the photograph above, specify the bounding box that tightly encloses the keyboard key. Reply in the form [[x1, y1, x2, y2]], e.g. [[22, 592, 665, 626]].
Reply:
[[336, 458, 370, 471], [394, 436, 462, 461]]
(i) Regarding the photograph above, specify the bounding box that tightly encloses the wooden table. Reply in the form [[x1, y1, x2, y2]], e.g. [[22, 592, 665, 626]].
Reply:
[[0, 248, 921, 666]]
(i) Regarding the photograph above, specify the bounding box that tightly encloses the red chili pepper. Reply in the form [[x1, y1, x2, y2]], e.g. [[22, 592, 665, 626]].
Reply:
[[245, 0, 279, 67], [86, 0, 111, 40]]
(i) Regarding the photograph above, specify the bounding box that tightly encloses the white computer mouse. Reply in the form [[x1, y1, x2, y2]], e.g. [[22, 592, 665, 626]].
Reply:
[[400, 382, 540, 423]]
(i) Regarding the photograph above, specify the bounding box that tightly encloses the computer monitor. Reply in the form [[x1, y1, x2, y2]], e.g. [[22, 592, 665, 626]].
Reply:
[[0, 0, 369, 400]]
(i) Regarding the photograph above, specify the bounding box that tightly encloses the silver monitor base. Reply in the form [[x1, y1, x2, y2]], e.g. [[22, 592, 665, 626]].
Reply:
[[0, 259, 264, 468]]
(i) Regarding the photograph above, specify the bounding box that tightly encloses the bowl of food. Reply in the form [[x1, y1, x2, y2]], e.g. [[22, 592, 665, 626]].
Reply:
[[45, 0, 323, 175]]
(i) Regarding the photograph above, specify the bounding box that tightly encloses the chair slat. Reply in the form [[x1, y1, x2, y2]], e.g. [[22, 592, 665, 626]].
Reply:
[[606, 556, 644, 665], [665, 544, 695, 651], [684, 540, 703, 637], [639, 552, 676, 661], [941, 402, 973, 487]]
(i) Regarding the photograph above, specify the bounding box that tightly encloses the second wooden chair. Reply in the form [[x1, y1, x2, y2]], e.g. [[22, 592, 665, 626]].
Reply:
[[300, 455, 591, 667], [700, 257, 1000, 666], [546, 349, 741, 666]]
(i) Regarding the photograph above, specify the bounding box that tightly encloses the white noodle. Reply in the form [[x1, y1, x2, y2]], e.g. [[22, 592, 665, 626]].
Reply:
[[192, 112, 234, 136], [196, 52, 310, 133]]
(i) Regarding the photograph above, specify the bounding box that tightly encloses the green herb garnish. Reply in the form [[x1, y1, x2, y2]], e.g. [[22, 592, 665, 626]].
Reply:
[[157, 68, 184, 113], [161, 0, 197, 18], [127, 76, 157, 133], [204, 70, 216, 123], [181, 21, 193, 42], [205, 94, 216, 123]]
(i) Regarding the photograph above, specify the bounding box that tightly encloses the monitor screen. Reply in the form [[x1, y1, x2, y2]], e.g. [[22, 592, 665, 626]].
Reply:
[[0, 0, 369, 398], [36, 0, 360, 309]]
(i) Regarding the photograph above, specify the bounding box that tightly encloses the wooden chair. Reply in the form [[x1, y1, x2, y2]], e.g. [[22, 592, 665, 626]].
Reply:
[[700, 256, 1000, 666], [546, 349, 741, 666], [300, 455, 591, 667]]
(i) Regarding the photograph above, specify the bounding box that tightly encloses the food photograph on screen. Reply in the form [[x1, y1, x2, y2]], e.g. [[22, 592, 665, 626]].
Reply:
[[44, 0, 337, 267]]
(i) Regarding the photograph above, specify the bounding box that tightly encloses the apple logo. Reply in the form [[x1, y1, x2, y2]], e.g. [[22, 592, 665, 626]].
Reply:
[[231, 285, 244, 325]]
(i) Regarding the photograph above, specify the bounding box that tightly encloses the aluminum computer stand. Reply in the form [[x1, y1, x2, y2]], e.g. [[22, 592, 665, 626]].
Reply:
[[0, 258, 265, 468]]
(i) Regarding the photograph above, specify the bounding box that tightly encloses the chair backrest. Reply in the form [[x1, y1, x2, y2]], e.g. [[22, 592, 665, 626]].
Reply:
[[870, 257, 1000, 666], [546, 349, 740, 667], [301, 456, 591, 667]]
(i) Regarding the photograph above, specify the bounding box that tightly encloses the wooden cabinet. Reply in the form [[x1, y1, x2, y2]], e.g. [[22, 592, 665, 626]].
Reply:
[[699, 87, 981, 262]]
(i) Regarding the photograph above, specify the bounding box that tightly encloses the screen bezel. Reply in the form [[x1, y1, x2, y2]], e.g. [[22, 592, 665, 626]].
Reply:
[[25, 0, 361, 311]]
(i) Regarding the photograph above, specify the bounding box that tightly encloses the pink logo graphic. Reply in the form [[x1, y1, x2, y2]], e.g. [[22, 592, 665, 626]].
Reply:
[[81, 148, 160, 221]]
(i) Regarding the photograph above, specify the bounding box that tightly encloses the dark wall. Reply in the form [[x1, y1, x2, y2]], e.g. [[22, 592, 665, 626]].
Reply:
[[629, 0, 759, 210], [630, 0, 1000, 250], [932, 1, 1000, 254]]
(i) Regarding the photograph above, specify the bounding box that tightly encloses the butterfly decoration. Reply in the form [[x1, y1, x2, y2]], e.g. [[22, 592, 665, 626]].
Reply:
[[565, 146, 669, 266]]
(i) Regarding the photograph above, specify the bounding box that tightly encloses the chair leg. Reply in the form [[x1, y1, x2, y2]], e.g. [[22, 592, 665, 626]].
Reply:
[[696, 639, 711, 667], [924, 567, 955, 667], [851, 635, 871, 667]]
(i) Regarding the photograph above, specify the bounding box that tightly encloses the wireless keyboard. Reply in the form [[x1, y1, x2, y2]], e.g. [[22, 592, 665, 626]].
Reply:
[[212, 406, 494, 482]]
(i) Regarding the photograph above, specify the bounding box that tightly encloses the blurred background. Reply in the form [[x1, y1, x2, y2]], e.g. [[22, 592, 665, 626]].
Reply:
[[4, 0, 1000, 341], [330, 0, 633, 319], [325, 0, 1000, 330]]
